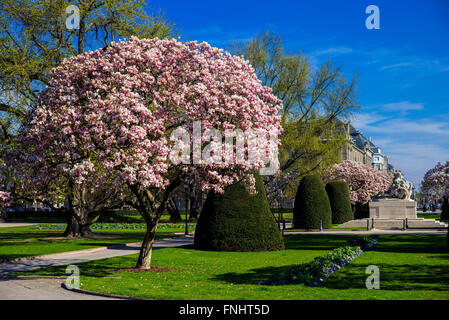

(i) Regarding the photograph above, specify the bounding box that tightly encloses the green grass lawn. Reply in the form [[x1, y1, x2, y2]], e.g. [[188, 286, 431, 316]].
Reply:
[[13, 233, 449, 300], [418, 213, 440, 220], [0, 230, 177, 262]]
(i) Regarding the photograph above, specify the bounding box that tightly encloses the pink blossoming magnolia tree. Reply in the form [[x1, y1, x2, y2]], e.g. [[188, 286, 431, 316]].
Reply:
[[0, 176, 10, 220], [421, 162, 449, 219], [21, 37, 282, 269], [0, 189, 9, 211], [421, 162, 449, 199], [323, 160, 392, 206], [6, 145, 128, 236]]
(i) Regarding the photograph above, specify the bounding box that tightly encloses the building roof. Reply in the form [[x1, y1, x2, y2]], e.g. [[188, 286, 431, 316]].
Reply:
[[349, 125, 376, 150]]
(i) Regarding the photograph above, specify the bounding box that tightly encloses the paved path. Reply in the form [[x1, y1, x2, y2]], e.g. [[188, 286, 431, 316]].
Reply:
[[0, 277, 117, 300], [0, 222, 39, 228], [0, 236, 194, 275], [0, 236, 194, 300]]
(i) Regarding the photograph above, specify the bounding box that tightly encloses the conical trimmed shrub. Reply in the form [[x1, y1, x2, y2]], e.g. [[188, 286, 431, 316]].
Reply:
[[293, 175, 332, 229], [194, 173, 285, 252], [325, 181, 354, 224]]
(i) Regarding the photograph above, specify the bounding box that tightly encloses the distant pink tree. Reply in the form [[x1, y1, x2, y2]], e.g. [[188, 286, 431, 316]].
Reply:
[[19, 37, 283, 269], [324, 160, 392, 205], [0, 178, 10, 219], [0, 190, 9, 206], [421, 162, 449, 199]]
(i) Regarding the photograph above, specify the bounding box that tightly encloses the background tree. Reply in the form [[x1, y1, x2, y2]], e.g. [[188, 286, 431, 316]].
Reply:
[[421, 162, 449, 219], [0, 0, 176, 132], [0, 0, 176, 232], [323, 160, 391, 209], [5, 124, 129, 237], [231, 31, 359, 201]]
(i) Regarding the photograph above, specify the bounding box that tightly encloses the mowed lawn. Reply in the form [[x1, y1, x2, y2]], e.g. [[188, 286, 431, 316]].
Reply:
[[13, 234, 449, 300]]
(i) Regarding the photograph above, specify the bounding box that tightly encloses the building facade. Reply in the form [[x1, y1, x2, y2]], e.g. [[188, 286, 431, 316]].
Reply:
[[340, 123, 395, 176], [340, 123, 374, 167]]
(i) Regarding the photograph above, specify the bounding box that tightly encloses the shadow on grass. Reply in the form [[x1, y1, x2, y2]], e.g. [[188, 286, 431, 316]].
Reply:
[[212, 265, 293, 285], [0, 232, 64, 240], [323, 263, 449, 291], [284, 234, 448, 254], [283, 234, 354, 251], [212, 262, 449, 291]]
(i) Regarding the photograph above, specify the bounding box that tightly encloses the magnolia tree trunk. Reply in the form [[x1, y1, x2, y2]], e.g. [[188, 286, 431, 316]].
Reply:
[[136, 222, 158, 269], [63, 209, 93, 237], [63, 182, 94, 237], [167, 197, 182, 222], [130, 181, 181, 269]]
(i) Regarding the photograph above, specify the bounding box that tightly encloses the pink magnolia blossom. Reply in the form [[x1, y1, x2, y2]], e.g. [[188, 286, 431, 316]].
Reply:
[[20, 36, 282, 194], [0, 180, 11, 207], [0, 191, 9, 204], [323, 160, 392, 204]]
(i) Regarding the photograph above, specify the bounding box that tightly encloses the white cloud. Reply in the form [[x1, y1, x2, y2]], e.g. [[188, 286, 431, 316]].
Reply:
[[381, 142, 449, 186], [380, 101, 424, 112], [380, 62, 416, 71], [351, 110, 449, 186], [351, 112, 389, 130], [311, 46, 353, 56]]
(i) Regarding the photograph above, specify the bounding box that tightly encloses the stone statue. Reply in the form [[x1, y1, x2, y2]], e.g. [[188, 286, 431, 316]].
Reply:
[[387, 171, 413, 201]]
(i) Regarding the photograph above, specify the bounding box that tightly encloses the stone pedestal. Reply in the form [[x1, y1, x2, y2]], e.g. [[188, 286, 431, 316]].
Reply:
[[369, 199, 417, 219]]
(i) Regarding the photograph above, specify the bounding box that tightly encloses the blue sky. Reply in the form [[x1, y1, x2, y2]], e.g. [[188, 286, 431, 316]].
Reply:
[[148, 0, 449, 186]]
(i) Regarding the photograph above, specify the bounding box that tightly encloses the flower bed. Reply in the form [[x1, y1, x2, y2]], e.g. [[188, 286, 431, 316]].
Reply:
[[30, 223, 196, 231], [262, 236, 379, 287], [348, 235, 379, 250]]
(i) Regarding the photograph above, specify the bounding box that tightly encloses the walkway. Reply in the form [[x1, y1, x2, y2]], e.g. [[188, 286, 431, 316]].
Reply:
[[0, 236, 194, 300], [0, 222, 39, 228], [0, 277, 117, 300], [0, 236, 194, 275]]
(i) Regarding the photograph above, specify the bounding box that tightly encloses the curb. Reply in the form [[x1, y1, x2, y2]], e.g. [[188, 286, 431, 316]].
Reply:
[[60, 282, 149, 300]]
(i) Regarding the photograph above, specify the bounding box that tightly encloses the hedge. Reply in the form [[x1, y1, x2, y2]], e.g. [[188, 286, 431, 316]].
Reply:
[[293, 175, 332, 229], [325, 181, 354, 224], [194, 173, 285, 252]]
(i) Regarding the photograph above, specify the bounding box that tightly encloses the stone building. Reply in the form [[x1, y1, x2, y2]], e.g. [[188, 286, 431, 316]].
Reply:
[[340, 123, 374, 167], [340, 123, 395, 176], [372, 147, 389, 174]]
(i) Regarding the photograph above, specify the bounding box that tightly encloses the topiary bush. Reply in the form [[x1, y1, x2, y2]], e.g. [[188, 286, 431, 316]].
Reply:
[[194, 173, 285, 252], [293, 175, 332, 230], [325, 181, 354, 224]]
